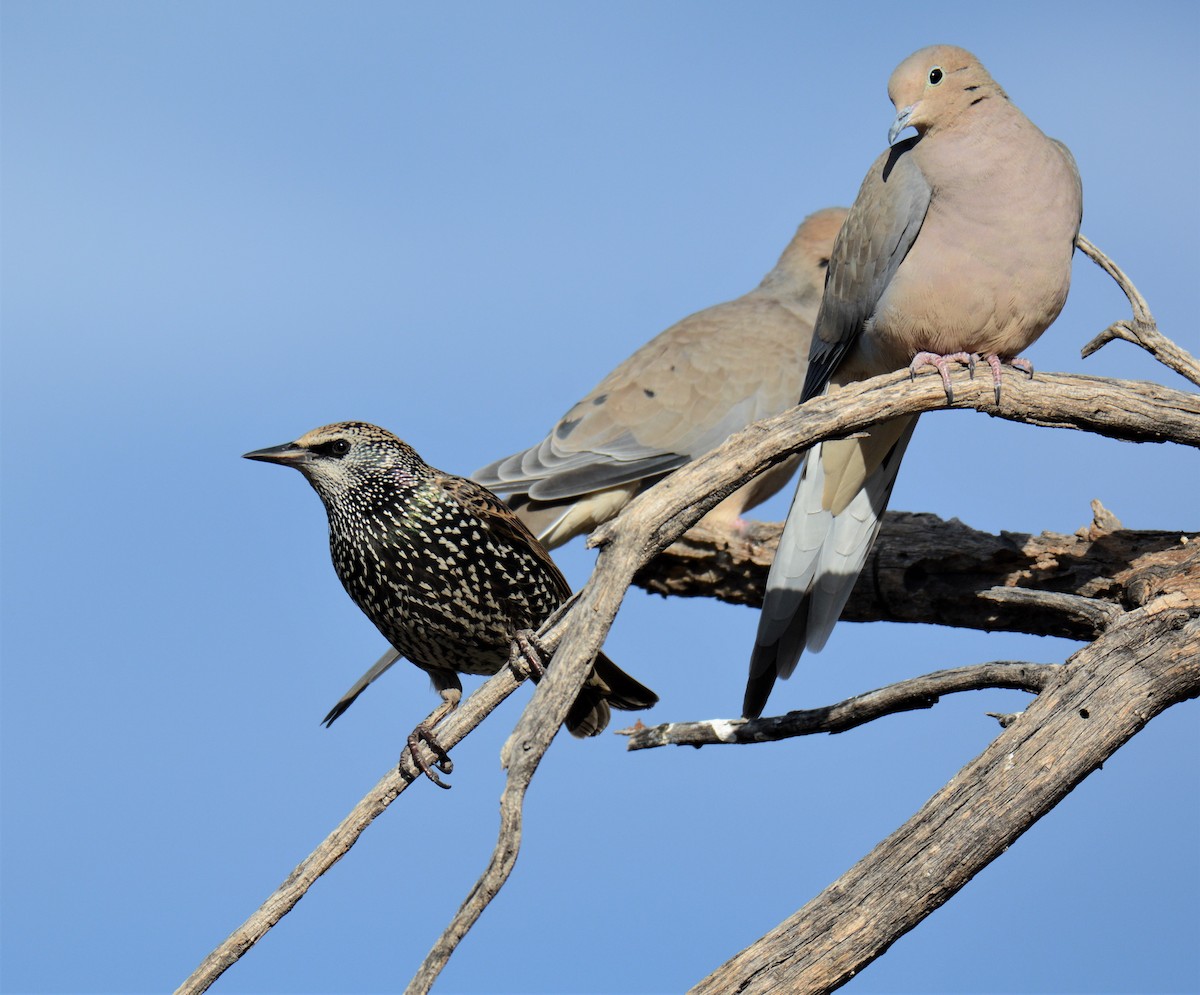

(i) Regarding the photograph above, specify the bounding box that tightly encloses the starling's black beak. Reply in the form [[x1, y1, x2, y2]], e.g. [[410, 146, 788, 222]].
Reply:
[[243, 442, 312, 466]]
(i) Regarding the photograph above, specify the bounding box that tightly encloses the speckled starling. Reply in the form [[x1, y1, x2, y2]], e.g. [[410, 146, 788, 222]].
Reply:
[[244, 421, 657, 782]]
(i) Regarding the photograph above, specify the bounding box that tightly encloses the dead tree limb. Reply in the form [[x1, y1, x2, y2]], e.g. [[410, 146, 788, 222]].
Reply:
[[405, 367, 1199, 993], [634, 510, 1198, 639], [1076, 234, 1200, 386], [690, 582, 1200, 994], [175, 655, 529, 995], [179, 236, 1196, 995], [621, 661, 1059, 750]]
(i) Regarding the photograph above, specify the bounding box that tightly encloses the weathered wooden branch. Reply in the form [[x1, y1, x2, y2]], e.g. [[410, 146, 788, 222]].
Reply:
[[620, 661, 1059, 750], [628, 504, 1197, 751], [635, 509, 1198, 639], [175, 654, 530, 995], [176, 230, 1196, 995], [1076, 234, 1200, 386], [406, 367, 1200, 992], [690, 580, 1200, 994]]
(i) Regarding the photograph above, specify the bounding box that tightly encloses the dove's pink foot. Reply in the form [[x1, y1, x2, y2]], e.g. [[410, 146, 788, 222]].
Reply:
[[983, 354, 1035, 403], [909, 351, 976, 404], [910, 351, 1035, 404]]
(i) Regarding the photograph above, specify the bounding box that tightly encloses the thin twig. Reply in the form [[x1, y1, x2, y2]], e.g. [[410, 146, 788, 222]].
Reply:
[[620, 661, 1059, 750], [405, 748, 528, 994], [175, 656, 529, 995], [1076, 234, 1200, 386]]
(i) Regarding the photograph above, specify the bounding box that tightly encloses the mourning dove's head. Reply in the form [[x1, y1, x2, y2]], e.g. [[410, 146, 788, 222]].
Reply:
[[794, 207, 848, 273], [770, 206, 848, 294], [886, 45, 1006, 144]]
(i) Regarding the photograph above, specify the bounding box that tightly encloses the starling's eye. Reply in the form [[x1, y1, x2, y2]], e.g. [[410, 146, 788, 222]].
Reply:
[[314, 438, 351, 457], [928, 67, 943, 85]]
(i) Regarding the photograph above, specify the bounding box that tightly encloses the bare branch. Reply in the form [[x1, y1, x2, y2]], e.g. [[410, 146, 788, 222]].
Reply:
[[636, 512, 1198, 640], [415, 365, 1197, 992], [406, 368, 1199, 992], [188, 368, 1197, 995], [594, 371, 1199, 561], [621, 661, 1059, 750], [405, 769, 527, 995], [1076, 234, 1200, 386], [978, 585, 1124, 632], [175, 658, 529, 995], [690, 595, 1200, 994]]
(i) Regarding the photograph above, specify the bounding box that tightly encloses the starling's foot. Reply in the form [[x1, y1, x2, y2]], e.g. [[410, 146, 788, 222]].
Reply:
[[405, 723, 454, 789], [512, 629, 547, 683], [909, 351, 977, 404], [983, 354, 1035, 403]]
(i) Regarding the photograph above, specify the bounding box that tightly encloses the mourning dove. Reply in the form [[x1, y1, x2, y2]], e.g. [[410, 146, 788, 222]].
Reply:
[[744, 45, 1083, 718], [474, 207, 848, 547]]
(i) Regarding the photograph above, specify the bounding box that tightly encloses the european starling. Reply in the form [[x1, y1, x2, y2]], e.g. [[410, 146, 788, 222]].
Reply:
[[244, 421, 657, 785]]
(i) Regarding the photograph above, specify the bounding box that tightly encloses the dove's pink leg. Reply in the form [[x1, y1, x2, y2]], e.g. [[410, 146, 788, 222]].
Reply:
[[909, 351, 976, 404], [910, 351, 1034, 404]]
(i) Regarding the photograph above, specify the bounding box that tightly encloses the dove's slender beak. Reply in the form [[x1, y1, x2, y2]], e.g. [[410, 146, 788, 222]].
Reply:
[[888, 104, 916, 145]]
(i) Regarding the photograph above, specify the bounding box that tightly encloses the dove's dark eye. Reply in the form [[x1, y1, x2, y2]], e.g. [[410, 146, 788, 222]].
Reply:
[[929, 67, 943, 85]]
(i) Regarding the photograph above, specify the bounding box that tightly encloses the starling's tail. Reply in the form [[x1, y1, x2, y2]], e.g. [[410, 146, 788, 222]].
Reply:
[[565, 651, 658, 738], [322, 646, 402, 727]]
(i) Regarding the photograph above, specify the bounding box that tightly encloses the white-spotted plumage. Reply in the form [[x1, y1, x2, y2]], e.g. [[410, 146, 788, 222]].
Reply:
[[245, 421, 657, 737]]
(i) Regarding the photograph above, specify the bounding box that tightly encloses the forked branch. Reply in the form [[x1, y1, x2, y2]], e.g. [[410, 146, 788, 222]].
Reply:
[[690, 598, 1200, 994], [1076, 234, 1200, 386], [174, 654, 530, 995], [179, 245, 1198, 995], [406, 366, 1199, 994]]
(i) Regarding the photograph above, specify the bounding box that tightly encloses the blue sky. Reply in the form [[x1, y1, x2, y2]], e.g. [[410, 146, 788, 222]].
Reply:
[[2, 3, 1197, 993]]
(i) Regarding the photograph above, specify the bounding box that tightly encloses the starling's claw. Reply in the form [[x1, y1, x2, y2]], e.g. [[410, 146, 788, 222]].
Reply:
[[405, 723, 454, 789], [512, 629, 547, 683]]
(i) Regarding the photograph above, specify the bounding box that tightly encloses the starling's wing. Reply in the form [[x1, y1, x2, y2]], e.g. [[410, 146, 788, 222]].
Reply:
[[322, 646, 401, 727], [440, 472, 658, 736], [438, 474, 574, 600]]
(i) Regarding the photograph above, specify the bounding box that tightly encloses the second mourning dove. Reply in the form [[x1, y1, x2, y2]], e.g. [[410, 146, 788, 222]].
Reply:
[[743, 45, 1083, 718], [474, 207, 848, 547]]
